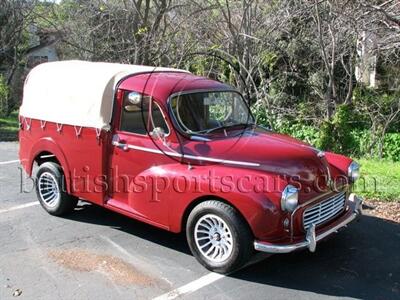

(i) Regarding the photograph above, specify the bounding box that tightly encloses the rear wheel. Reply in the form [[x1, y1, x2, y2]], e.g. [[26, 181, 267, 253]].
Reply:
[[35, 162, 78, 216], [186, 200, 253, 274]]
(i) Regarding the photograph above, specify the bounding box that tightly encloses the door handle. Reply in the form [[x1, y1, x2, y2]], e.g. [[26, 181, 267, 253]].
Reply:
[[116, 139, 129, 151]]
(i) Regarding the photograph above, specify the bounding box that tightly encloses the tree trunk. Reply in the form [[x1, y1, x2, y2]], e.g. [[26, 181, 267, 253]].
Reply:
[[355, 31, 378, 88]]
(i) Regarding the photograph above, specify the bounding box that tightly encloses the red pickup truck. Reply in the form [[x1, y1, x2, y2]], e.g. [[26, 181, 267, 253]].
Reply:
[[19, 61, 362, 273]]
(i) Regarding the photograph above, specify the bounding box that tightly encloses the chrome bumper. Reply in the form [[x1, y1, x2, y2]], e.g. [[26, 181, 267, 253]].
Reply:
[[254, 193, 363, 254]]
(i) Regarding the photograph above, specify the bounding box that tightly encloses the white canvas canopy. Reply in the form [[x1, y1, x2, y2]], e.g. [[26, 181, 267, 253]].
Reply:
[[20, 60, 188, 129]]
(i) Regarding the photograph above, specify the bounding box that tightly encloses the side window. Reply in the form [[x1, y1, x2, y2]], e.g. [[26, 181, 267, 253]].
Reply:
[[120, 92, 169, 135]]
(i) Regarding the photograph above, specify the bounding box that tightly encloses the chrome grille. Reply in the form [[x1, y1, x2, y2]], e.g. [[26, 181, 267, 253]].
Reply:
[[303, 192, 346, 230]]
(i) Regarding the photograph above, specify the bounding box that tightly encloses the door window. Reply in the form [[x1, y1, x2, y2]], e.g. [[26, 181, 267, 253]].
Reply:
[[120, 92, 169, 135]]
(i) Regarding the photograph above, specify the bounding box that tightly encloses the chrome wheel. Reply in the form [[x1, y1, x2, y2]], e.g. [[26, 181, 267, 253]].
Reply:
[[38, 172, 60, 208], [194, 214, 234, 263]]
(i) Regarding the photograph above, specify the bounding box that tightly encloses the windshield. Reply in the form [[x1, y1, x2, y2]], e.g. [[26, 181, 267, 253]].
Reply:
[[170, 91, 254, 135]]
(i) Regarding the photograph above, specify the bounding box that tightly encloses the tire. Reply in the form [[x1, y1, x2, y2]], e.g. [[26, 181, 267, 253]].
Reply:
[[186, 200, 253, 274], [35, 162, 78, 216]]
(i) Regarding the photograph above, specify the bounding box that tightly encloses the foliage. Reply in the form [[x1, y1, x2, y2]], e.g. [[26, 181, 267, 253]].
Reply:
[[383, 133, 400, 161], [265, 118, 400, 162], [354, 159, 400, 201], [316, 104, 356, 154], [0, 75, 9, 117], [352, 86, 400, 159], [0, 0, 35, 115], [353, 86, 400, 132], [0, 110, 18, 141], [0, 0, 398, 165], [273, 120, 320, 146]]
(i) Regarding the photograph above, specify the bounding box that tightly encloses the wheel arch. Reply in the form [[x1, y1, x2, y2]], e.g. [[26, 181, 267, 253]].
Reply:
[[180, 195, 254, 238], [27, 137, 72, 193]]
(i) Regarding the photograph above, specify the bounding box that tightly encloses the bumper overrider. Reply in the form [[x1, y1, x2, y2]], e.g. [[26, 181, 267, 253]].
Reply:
[[254, 193, 363, 254]]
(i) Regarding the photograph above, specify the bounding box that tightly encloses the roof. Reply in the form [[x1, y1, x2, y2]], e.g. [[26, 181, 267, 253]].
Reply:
[[20, 60, 189, 129], [27, 28, 62, 55], [118, 72, 232, 106]]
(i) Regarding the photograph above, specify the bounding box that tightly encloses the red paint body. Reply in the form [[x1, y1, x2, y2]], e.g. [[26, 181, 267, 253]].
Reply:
[[19, 72, 354, 244]]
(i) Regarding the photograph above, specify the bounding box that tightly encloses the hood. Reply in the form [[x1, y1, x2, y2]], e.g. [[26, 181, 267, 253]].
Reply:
[[181, 128, 332, 190]]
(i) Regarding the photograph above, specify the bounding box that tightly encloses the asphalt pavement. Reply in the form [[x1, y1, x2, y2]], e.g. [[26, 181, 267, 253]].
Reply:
[[0, 141, 399, 300]]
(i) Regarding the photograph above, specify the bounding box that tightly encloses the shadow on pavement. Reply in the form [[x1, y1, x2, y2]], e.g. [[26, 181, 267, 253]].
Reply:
[[66, 202, 400, 300], [234, 215, 400, 300], [66, 202, 191, 254]]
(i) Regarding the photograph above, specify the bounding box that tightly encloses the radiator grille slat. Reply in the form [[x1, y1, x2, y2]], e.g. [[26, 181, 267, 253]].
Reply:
[[303, 192, 346, 230]]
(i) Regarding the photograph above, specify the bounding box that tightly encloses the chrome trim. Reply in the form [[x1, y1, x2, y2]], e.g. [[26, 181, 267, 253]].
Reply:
[[254, 194, 362, 254], [281, 185, 299, 212], [306, 224, 317, 252], [194, 214, 234, 263], [184, 154, 260, 167], [111, 139, 260, 167], [190, 135, 211, 142], [290, 192, 332, 239], [289, 190, 348, 240], [348, 161, 360, 182], [320, 155, 333, 187], [38, 172, 60, 208], [303, 192, 346, 230], [40, 154, 56, 159]]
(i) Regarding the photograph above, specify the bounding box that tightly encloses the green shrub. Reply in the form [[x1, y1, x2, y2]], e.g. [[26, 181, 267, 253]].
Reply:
[[272, 122, 400, 161], [353, 86, 400, 133], [383, 133, 400, 161], [316, 104, 356, 154], [277, 122, 320, 146], [230, 92, 399, 161], [349, 130, 400, 161], [350, 130, 371, 157]]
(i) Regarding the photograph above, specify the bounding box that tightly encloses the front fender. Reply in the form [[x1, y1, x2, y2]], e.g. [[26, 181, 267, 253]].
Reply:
[[325, 152, 353, 175], [147, 163, 287, 240]]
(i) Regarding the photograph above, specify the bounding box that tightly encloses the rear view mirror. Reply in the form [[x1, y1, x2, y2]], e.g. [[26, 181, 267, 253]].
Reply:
[[124, 92, 152, 112]]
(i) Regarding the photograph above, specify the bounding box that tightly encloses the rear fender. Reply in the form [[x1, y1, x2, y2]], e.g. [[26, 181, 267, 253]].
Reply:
[[27, 137, 72, 194]]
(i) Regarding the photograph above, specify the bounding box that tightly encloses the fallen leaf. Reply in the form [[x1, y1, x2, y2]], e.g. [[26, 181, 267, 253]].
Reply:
[[12, 289, 22, 297]]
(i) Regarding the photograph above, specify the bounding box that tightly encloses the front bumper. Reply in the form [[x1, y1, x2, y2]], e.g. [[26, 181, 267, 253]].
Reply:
[[254, 193, 363, 254]]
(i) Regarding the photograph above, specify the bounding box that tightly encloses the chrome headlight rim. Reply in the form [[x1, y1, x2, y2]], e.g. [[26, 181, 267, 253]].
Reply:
[[348, 161, 360, 182], [281, 184, 299, 212]]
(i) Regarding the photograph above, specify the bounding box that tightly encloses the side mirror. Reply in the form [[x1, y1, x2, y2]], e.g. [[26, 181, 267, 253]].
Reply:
[[150, 127, 166, 142], [128, 92, 142, 105], [124, 92, 152, 112]]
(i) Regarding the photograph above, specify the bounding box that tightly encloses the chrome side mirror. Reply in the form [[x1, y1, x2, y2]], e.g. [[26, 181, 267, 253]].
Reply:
[[124, 92, 152, 112], [150, 127, 166, 142], [128, 92, 142, 105]]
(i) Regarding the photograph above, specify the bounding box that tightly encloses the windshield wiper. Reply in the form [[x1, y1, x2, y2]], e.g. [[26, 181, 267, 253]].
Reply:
[[203, 122, 255, 134]]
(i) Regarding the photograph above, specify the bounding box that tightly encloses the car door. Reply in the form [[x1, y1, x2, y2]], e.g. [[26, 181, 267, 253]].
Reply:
[[108, 91, 174, 227]]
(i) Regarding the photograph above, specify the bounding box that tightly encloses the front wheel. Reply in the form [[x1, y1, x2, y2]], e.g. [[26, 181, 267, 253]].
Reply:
[[186, 200, 253, 273], [35, 162, 78, 216]]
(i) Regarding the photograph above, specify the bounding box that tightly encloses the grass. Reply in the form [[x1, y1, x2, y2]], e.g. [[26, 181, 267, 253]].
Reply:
[[0, 110, 19, 141], [354, 158, 400, 202]]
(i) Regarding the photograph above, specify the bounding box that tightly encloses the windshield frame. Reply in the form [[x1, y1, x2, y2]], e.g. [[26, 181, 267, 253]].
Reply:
[[167, 88, 255, 139]]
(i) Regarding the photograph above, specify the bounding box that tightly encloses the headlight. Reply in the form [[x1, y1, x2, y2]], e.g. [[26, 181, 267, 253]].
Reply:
[[348, 161, 360, 182], [281, 185, 299, 212]]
